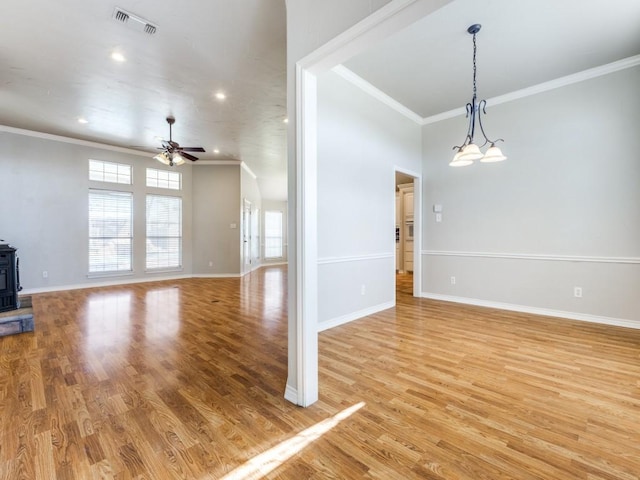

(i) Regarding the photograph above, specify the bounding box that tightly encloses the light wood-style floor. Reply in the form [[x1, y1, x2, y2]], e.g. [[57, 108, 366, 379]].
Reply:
[[1, 267, 639, 479]]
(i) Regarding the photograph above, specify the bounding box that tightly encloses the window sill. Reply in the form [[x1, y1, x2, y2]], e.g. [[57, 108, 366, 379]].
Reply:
[[87, 271, 134, 279], [145, 267, 183, 275]]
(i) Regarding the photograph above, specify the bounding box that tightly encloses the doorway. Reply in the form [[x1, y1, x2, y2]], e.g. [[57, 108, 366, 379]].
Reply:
[[394, 169, 420, 298]]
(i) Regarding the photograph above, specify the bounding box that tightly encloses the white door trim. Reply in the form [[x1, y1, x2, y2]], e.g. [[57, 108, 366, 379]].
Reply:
[[287, 0, 452, 407], [395, 166, 422, 297]]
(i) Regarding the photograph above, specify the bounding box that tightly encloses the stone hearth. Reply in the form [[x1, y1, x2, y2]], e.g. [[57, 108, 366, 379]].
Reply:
[[0, 296, 34, 337]]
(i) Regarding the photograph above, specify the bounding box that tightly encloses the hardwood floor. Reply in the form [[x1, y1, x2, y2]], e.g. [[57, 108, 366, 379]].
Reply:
[[1, 267, 639, 479]]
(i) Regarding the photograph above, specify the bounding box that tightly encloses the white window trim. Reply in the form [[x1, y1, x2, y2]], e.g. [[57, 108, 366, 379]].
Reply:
[[89, 159, 132, 185], [145, 194, 183, 271], [88, 189, 133, 275]]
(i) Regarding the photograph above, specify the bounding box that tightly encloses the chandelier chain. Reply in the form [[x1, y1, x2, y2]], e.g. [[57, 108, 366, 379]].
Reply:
[[472, 32, 477, 99]]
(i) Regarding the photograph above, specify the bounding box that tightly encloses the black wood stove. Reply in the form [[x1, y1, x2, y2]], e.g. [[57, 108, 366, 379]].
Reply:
[[0, 244, 21, 312]]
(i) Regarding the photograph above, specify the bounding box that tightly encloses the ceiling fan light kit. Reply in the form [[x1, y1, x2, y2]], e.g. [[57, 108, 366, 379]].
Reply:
[[154, 116, 205, 167], [153, 151, 186, 166], [450, 24, 506, 167]]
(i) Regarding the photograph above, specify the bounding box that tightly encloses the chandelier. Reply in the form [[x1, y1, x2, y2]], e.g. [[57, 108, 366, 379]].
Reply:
[[450, 24, 506, 167]]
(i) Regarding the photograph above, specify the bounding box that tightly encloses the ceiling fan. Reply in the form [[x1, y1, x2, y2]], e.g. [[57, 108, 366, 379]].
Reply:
[[153, 116, 205, 166]]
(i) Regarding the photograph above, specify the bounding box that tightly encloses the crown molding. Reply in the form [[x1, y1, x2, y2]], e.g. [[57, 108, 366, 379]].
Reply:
[[421, 54, 640, 125], [331, 65, 423, 123], [241, 161, 257, 179], [0, 124, 245, 167], [0, 124, 151, 157], [333, 54, 640, 126]]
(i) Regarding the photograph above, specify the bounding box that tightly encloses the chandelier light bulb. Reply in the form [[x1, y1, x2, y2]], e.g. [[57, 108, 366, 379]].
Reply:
[[449, 149, 474, 167], [458, 143, 483, 162], [481, 144, 507, 163]]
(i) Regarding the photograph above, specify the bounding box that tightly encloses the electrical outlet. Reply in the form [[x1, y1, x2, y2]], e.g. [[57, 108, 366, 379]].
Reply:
[[360, 284, 366, 295], [574, 287, 582, 298], [42, 270, 48, 278], [450, 276, 456, 285], [209, 261, 213, 267]]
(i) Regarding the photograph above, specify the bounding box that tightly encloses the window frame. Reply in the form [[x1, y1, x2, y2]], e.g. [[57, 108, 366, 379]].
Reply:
[[88, 189, 133, 275], [89, 159, 132, 185], [145, 194, 183, 271], [264, 210, 284, 259], [146, 167, 182, 190]]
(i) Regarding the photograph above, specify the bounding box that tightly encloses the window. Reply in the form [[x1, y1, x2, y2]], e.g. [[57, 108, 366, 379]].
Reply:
[[146, 168, 181, 190], [88, 190, 133, 273], [89, 159, 132, 184], [264, 211, 283, 258], [146, 195, 182, 270]]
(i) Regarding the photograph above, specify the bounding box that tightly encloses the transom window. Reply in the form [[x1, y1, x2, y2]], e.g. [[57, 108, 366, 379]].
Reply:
[[146, 168, 181, 190], [89, 159, 132, 185]]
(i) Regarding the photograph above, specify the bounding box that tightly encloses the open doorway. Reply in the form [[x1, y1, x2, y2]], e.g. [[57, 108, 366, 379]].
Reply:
[[395, 170, 420, 298]]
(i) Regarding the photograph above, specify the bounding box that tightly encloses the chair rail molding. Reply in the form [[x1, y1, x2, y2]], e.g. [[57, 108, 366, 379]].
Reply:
[[422, 250, 640, 265]]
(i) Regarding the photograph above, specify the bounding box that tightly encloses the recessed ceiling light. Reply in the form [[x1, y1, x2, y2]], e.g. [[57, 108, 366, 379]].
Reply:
[[214, 92, 226, 100], [111, 51, 126, 62], [78, 117, 89, 124], [283, 118, 289, 124], [213, 149, 220, 154]]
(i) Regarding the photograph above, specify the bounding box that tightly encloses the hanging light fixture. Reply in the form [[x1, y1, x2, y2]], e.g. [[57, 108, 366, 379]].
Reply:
[[450, 24, 506, 167], [153, 151, 186, 167]]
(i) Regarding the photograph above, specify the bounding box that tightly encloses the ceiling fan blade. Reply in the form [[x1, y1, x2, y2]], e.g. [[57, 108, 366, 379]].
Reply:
[[180, 147, 206, 152], [180, 151, 199, 162]]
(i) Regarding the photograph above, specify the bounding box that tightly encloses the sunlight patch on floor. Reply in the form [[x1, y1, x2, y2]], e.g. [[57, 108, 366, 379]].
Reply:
[[221, 402, 366, 480]]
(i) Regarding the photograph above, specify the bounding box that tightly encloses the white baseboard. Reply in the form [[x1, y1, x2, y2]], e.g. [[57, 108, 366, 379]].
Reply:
[[421, 292, 640, 330], [317, 300, 395, 332], [195, 273, 242, 279], [262, 261, 288, 267], [21, 266, 289, 295], [22, 273, 192, 295], [284, 384, 298, 405]]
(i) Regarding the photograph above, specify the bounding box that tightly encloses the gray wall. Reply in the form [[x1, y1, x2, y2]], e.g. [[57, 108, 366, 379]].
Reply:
[[192, 165, 242, 275], [317, 70, 422, 328], [421, 66, 640, 324], [0, 131, 193, 291], [1, 130, 262, 288]]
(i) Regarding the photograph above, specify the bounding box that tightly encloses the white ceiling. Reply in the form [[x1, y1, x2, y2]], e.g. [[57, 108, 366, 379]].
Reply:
[[2, 0, 639, 201], [0, 0, 287, 199], [344, 0, 640, 119]]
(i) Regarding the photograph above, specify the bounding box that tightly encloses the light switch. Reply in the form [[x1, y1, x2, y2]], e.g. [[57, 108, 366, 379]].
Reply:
[[436, 213, 442, 223]]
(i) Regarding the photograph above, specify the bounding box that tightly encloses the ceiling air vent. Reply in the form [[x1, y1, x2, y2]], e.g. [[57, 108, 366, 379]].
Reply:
[[112, 7, 158, 35]]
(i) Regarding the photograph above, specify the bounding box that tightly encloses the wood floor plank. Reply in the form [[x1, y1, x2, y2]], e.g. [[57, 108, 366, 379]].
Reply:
[[1, 268, 639, 479]]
